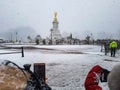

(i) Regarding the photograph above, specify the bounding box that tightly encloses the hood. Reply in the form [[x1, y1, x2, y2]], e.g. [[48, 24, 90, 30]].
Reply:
[[89, 65, 103, 74]]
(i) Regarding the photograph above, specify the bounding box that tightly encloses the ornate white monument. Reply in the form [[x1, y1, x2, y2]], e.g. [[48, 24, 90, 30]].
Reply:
[[50, 12, 62, 44]]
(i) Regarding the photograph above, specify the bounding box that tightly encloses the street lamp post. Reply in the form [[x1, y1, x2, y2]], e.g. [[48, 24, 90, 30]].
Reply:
[[16, 32, 18, 42], [50, 29, 53, 45]]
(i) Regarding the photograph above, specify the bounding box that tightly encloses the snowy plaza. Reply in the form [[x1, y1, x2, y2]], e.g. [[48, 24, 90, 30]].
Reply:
[[0, 44, 120, 90]]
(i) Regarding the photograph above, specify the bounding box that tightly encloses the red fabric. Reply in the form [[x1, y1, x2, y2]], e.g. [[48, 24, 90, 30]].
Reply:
[[84, 65, 103, 90], [85, 85, 102, 90]]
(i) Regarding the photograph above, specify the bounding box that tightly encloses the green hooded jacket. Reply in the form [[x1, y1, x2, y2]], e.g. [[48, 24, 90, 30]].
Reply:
[[109, 41, 118, 49]]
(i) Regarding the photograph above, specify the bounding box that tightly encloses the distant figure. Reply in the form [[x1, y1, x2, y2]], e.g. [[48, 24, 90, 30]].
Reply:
[[84, 65, 110, 90], [104, 42, 109, 55], [109, 40, 118, 57], [101, 44, 104, 52], [108, 64, 120, 90]]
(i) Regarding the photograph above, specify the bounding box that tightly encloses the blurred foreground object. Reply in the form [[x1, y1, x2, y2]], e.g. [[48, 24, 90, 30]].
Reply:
[[0, 60, 51, 90], [0, 64, 30, 90], [108, 64, 120, 90], [84, 65, 110, 90]]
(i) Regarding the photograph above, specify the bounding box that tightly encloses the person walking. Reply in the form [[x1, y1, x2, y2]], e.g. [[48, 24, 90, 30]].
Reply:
[[109, 40, 118, 57], [104, 42, 109, 55]]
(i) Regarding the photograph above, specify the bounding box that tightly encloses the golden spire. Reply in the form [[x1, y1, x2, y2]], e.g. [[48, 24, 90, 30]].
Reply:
[[53, 12, 57, 22]]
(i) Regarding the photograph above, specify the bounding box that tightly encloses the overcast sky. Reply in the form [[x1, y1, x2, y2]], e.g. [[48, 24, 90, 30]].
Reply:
[[0, 0, 120, 39]]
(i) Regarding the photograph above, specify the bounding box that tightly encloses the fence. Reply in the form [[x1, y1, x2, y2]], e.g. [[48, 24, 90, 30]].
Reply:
[[0, 46, 24, 57]]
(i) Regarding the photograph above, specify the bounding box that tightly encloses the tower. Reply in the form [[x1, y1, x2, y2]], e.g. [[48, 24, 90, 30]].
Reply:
[[50, 12, 62, 44]]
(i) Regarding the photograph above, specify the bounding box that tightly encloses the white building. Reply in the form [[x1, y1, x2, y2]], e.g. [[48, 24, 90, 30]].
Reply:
[[50, 12, 62, 44]]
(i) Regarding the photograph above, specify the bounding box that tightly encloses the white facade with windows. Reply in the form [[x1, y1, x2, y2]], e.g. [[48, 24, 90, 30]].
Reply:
[[50, 12, 62, 44]]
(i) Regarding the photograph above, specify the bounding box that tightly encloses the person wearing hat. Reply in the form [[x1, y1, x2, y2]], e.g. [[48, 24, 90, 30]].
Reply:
[[109, 40, 118, 57]]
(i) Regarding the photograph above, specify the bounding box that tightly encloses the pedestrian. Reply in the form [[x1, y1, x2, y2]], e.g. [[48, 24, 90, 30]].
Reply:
[[108, 64, 120, 90], [109, 40, 118, 57], [104, 42, 109, 55], [84, 65, 110, 90]]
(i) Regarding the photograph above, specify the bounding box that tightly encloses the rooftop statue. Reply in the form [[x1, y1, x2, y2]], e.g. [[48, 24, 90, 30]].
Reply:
[[53, 12, 57, 22]]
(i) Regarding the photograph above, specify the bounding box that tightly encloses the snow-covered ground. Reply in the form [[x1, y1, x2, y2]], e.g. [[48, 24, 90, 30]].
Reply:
[[0, 44, 120, 90]]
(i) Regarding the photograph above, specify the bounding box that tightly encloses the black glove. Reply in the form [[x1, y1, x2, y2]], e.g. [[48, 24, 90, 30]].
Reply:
[[100, 69, 110, 82]]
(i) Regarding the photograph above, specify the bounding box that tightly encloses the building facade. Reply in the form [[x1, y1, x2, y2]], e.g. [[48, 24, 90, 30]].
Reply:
[[50, 12, 62, 44]]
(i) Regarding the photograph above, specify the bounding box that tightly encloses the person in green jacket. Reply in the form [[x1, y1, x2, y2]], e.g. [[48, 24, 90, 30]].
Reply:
[[109, 40, 118, 57]]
